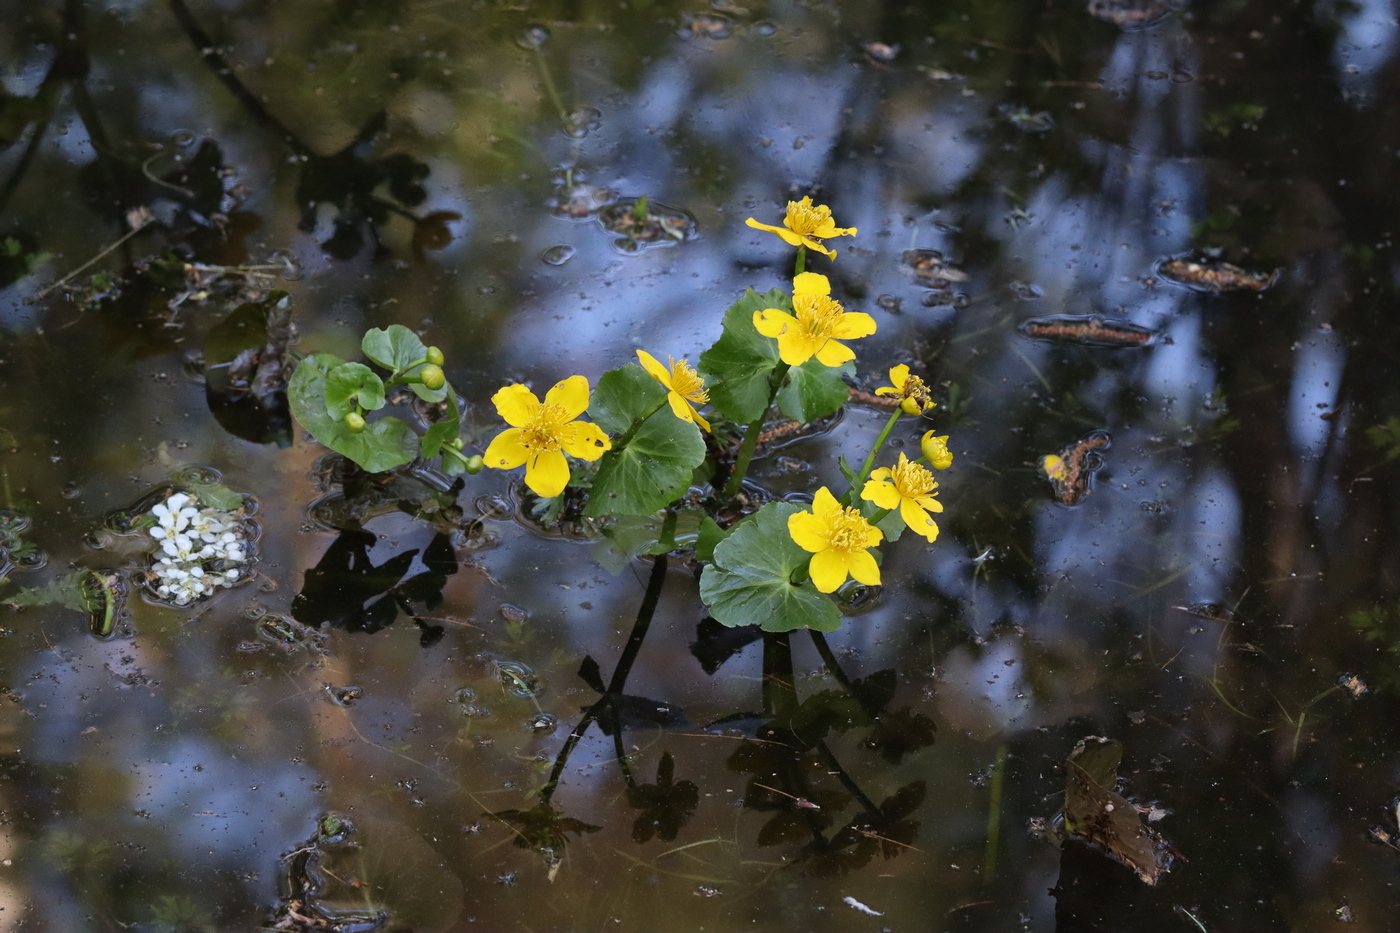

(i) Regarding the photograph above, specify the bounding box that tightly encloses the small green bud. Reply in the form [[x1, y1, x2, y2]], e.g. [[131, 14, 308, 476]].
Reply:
[[425, 346, 445, 367], [464, 454, 484, 474], [344, 412, 366, 433], [418, 364, 446, 391], [450, 438, 465, 450]]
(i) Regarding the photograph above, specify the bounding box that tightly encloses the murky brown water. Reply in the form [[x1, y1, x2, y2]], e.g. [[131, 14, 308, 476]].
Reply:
[[2, 1, 1400, 930]]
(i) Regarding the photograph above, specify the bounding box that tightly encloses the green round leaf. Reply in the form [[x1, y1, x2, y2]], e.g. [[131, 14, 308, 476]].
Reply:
[[289, 354, 419, 473], [325, 362, 386, 419], [362, 324, 428, 372], [419, 388, 461, 459], [699, 289, 787, 424], [698, 502, 841, 633], [777, 358, 854, 423]]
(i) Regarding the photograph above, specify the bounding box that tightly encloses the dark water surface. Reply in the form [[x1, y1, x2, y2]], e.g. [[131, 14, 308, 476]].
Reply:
[[2, 0, 1400, 930]]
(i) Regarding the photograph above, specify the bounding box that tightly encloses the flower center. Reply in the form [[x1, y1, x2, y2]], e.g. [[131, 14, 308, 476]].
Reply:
[[522, 403, 569, 451], [794, 293, 844, 340], [826, 507, 870, 552], [893, 460, 936, 498], [669, 359, 708, 402], [784, 196, 831, 235], [900, 375, 931, 409]]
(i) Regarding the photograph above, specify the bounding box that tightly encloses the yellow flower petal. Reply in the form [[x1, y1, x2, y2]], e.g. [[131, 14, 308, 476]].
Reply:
[[832, 311, 878, 340], [845, 548, 881, 585], [776, 333, 820, 366], [665, 392, 710, 432], [753, 309, 796, 339], [860, 477, 900, 510], [808, 550, 850, 593], [484, 427, 530, 469], [900, 499, 940, 542], [524, 450, 571, 498], [811, 486, 841, 516], [887, 364, 911, 386], [787, 510, 830, 553], [492, 384, 541, 428], [558, 420, 612, 461], [792, 271, 831, 298], [813, 339, 854, 367], [544, 375, 591, 420], [636, 350, 673, 388]]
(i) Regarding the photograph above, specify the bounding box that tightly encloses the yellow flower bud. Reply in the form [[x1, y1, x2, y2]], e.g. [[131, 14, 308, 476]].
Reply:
[[426, 346, 445, 367], [921, 431, 953, 470]]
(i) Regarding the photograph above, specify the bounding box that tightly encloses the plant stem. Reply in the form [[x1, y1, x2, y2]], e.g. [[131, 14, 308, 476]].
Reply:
[[532, 47, 569, 123], [844, 408, 904, 503], [794, 246, 806, 277], [983, 742, 1009, 884], [613, 396, 669, 450], [722, 362, 790, 498]]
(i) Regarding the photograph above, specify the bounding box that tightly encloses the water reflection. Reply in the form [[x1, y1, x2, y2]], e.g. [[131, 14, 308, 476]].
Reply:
[[2, 0, 1400, 929]]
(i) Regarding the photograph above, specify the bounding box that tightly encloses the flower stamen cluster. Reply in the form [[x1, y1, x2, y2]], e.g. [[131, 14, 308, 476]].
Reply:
[[637, 350, 710, 431], [753, 272, 877, 367], [485, 375, 611, 498], [875, 364, 934, 415], [146, 492, 250, 606]]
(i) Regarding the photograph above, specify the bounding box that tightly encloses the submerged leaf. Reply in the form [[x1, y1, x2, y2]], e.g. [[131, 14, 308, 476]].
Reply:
[[1061, 736, 1175, 885]]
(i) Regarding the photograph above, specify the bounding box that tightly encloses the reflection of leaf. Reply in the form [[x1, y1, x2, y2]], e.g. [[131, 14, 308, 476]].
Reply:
[[699, 502, 841, 633], [628, 752, 699, 844], [802, 780, 925, 876], [577, 655, 606, 693], [488, 802, 601, 852], [862, 706, 937, 764], [203, 293, 293, 447], [1062, 736, 1173, 885], [688, 616, 762, 674]]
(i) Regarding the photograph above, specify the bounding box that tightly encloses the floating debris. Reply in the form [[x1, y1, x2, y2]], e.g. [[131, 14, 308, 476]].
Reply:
[[1087, 0, 1184, 30], [679, 12, 733, 39], [596, 198, 698, 254], [1042, 430, 1111, 506], [1340, 673, 1369, 698], [551, 182, 617, 220], [1000, 104, 1055, 133], [843, 896, 884, 917], [1017, 314, 1155, 348], [863, 41, 899, 63], [563, 107, 602, 139], [1009, 281, 1044, 300], [516, 25, 551, 49], [1061, 736, 1176, 885], [1158, 257, 1279, 293], [901, 248, 968, 289]]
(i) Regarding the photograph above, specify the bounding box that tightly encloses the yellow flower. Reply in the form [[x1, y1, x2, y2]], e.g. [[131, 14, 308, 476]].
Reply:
[[745, 196, 857, 259], [636, 350, 711, 432], [1042, 454, 1067, 482], [921, 431, 954, 470], [787, 486, 883, 593], [484, 375, 611, 498], [861, 453, 944, 542], [875, 364, 934, 415], [753, 272, 877, 367]]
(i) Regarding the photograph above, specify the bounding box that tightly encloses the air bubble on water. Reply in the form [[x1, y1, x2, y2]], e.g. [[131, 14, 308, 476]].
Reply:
[[563, 107, 602, 139], [541, 245, 576, 266], [498, 603, 529, 624], [170, 129, 198, 148], [61, 483, 80, 499], [525, 714, 557, 734], [750, 21, 778, 37], [516, 25, 551, 49]]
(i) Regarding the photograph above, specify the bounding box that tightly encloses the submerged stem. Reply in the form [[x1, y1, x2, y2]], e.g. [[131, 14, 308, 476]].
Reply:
[[982, 742, 1009, 884], [722, 362, 790, 498]]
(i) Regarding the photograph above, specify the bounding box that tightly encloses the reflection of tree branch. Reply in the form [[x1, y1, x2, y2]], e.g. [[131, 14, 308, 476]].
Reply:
[[168, 0, 311, 156], [539, 555, 668, 803]]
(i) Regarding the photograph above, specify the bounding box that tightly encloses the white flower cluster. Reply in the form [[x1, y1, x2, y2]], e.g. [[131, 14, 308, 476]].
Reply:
[[146, 492, 250, 606]]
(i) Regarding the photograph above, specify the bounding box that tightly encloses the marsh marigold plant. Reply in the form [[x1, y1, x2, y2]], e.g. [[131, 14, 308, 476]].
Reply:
[[745, 196, 857, 259], [484, 375, 611, 498], [861, 452, 944, 542], [876, 364, 935, 415]]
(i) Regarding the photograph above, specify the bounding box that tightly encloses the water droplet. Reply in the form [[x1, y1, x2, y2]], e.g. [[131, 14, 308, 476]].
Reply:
[[540, 245, 576, 266], [498, 603, 529, 624], [326, 684, 364, 707], [516, 25, 551, 49], [563, 107, 602, 139], [170, 129, 197, 148], [750, 20, 778, 37], [525, 713, 557, 734]]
